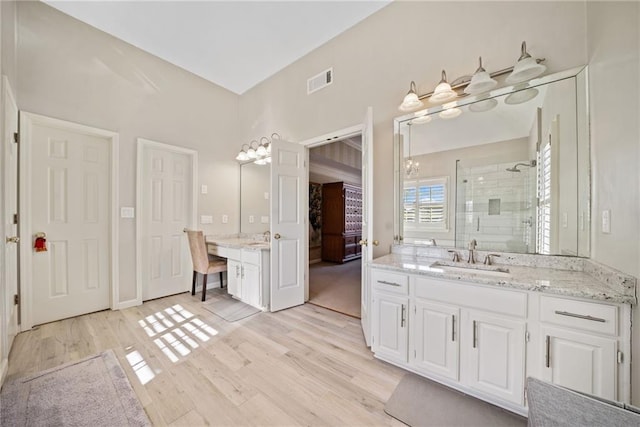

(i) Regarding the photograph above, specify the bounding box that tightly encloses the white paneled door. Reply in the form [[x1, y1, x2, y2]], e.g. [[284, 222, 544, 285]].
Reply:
[[139, 140, 195, 301], [270, 139, 305, 312], [2, 78, 19, 367], [27, 116, 114, 326]]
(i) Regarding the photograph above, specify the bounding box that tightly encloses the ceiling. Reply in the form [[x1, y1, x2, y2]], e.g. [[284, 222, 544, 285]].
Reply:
[[44, 0, 391, 95]]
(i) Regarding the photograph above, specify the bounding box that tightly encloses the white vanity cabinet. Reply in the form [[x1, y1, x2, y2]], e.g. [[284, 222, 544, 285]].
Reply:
[[371, 270, 409, 364], [213, 245, 270, 310], [536, 295, 621, 401]]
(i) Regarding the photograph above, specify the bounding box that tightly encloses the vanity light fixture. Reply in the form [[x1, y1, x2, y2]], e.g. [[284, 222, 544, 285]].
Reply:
[[506, 42, 547, 84], [429, 70, 458, 103], [398, 41, 545, 111], [399, 81, 424, 111], [236, 133, 280, 165], [464, 57, 498, 95]]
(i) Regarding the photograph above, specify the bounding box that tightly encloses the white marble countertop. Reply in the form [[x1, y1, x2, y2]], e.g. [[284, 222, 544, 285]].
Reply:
[[205, 236, 270, 251], [370, 254, 636, 305]]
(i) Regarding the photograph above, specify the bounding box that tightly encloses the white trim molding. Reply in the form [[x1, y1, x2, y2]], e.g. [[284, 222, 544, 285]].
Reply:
[[19, 112, 120, 329]]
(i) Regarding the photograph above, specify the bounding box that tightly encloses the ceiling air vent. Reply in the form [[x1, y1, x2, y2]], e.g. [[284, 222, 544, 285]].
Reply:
[[307, 68, 333, 95]]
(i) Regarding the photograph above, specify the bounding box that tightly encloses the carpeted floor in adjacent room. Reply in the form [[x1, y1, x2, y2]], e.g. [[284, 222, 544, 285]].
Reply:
[[309, 259, 361, 318]]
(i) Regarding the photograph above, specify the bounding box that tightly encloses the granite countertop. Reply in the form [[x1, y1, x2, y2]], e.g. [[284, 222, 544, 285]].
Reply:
[[205, 236, 270, 251], [370, 253, 636, 305]]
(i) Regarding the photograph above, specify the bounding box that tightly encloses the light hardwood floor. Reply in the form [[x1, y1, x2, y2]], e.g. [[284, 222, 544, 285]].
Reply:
[[6, 292, 406, 426]]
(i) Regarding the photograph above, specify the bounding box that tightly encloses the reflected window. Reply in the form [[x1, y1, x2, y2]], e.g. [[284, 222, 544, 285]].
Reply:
[[537, 138, 552, 254], [404, 177, 448, 231]]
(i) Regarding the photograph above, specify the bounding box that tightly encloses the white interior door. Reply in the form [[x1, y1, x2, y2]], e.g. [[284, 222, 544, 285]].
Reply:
[[28, 117, 112, 326], [270, 139, 305, 312], [2, 77, 19, 369], [361, 107, 373, 345], [139, 140, 195, 301]]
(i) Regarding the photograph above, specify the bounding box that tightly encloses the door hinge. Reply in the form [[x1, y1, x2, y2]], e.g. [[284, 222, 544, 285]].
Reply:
[[13, 132, 18, 143], [617, 351, 624, 364], [13, 213, 18, 224], [525, 331, 530, 342], [414, 349, 416, 359], [13, 294, 19, 305], [524, 387, 528, 405]]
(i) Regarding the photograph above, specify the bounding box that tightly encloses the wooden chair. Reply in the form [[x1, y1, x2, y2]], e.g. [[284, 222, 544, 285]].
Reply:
[[185, 229, 227, 301]]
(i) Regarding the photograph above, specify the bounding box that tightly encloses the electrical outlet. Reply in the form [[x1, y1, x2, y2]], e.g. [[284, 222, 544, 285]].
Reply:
[[120, 207, 135, 218], [200, 215, 213, 224], [264, 192, 269, 200], [249, 215, 255, 223], [201, 185, 208, 194], [602, 210, 611, 234], [222, 214, 229, 224]]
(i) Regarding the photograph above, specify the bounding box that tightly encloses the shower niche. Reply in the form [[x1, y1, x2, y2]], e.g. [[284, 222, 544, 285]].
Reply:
[[394, 67, 590, 257]]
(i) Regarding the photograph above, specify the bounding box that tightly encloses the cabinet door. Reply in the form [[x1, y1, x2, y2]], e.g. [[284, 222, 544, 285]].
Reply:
[[413, 300, 459, 381], [242, 263, 261, 308], [227, 259, 241, 298], [373, 292, 409, 363], [465, 311, 526, 405], [540, 325, 617, 400]]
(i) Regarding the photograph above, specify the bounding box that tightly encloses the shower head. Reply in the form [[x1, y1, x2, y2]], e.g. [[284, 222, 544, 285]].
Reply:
[[506, 160, 537, 172]]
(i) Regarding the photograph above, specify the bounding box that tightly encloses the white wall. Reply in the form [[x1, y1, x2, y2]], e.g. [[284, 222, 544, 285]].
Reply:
[[239, 1, 588, 258], [586, 1, 640, 404], [16, 2, 241, 303]]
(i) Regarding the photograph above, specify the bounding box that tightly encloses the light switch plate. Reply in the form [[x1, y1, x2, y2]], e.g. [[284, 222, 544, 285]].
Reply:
[[201, 185, 208, 194], [261, 216, 269, 224], [602, 210, 611, 234], [120, 207, 135, 218], [222, 214, 229, 224], [201, 215, 213, 224], [249, 215, 255, 223]]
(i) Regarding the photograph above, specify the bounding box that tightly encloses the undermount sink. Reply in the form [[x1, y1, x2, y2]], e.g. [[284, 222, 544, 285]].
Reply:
[[429, 261, 511, 278]]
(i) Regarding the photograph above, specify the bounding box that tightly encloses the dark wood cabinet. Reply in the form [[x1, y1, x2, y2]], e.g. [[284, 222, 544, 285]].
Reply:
[[321, 182, 362, 263]]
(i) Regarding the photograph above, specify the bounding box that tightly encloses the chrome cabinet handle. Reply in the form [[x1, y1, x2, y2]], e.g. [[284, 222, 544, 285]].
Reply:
[[241, 266, 245, 279], [472, 320, 477, 348], [235, 265, 240, 278], [378, 280, 401, 287], [554, 310, 606, 323], [401, 305, 406, 328], [545, 335, 551, 368], [451, 315, 455, 342]]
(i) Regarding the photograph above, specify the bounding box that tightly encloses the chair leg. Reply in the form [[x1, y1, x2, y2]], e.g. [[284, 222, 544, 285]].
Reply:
[[191, 271, 197, 295], [220, 272, 224, 289], [201, 273, 207, 302]]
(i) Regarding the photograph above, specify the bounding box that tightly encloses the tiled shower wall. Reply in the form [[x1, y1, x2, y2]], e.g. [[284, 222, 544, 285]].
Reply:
[[456, 160, 536, 253]]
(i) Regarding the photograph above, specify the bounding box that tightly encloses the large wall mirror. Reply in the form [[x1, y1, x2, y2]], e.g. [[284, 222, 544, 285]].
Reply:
[[240, 162, 270, 234], [394, 67, 590, 257]]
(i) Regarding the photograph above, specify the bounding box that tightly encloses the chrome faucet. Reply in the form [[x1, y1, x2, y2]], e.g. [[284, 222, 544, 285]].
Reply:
[[263, 230, 271, 242], [448, 250, 460, 262], [428, 238, 437, 246], [483, 253, 501, 266], [467, 239, 477, 264]]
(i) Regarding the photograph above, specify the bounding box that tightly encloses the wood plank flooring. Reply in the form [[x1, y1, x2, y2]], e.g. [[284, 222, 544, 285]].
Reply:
[[6, 292, 406, 426]]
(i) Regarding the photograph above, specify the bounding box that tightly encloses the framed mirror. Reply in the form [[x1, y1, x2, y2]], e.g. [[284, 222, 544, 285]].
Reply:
[[394, 67, 590, 256], [240, 162, 270, 234]]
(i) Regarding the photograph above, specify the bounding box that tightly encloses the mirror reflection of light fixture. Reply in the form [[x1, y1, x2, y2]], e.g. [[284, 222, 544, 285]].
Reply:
[[405, 123, 419, 177], [468, 97, 498, 113], [411, 109, 432, 125], [397, 41, 545, 111], [464, 57, 497, 95], [236, 144, 250, 161], [506, 41, 547, 84], [439, 102, 462, 119], [247, 140, 258, 159], [429, 70, 458, 103], [399, 81, 424, 111], [505, 87, 540, 105]]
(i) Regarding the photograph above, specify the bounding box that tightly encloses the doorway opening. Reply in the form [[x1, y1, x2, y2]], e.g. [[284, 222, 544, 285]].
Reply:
[[308, 135, 363, 318]]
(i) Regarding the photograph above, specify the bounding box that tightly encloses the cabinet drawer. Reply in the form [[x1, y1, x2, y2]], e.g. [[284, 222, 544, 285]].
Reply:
[[540, 296, 617, 336], [207, 244, 221, 257], [372, 269, 408, 295], [344, 244, 356, 256], [414, 276, 527, 318], [344, 236, 357, 245], [224, 248, 241, 261], [242, 249, 262, 265]]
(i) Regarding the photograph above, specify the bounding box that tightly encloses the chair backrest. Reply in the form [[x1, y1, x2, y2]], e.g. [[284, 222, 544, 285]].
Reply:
[[185, 230, 209, 274]]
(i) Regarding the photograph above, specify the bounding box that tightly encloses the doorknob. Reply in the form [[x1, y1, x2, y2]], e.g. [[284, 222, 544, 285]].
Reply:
[[359, 239, 368, 246], [6, 236, 19, 243], [372, 240, 379, 246], [274, 233, 281, 239]]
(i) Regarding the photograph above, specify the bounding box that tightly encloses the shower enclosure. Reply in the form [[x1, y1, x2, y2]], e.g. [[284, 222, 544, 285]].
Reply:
[[455, 158, 537, 253]]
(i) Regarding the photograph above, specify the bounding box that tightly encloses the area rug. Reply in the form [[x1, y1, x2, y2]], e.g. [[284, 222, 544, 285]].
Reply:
[[384, 373, 526, 426], [1, 349, 150, 427], [202, 291, 261, 322]]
